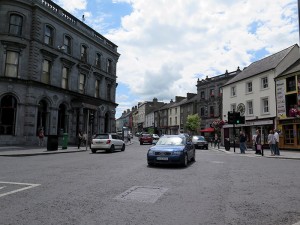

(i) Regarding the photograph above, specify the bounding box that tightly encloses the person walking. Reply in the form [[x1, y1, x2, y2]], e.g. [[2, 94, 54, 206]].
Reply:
[[77, 130, 83, 149], [274, 129, 280, 156], [252, 133, 257, 151], [38, 128, 44, 146], [214, 134, 219, 149], [255, 129, 262, 155], [239, 131, 246, 154], [267, 129, 276, 156]]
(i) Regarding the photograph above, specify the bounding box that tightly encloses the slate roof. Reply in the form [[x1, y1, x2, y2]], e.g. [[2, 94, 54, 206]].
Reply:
[[224, 44, 297, 86], [277, 58, 300, 78]]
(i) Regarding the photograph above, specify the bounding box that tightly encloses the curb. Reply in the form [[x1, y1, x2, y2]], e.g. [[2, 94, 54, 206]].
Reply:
[[214, 148, 300, 160]]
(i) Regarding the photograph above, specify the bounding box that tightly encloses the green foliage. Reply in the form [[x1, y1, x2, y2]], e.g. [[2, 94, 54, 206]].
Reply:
[[185, 114, 201, 134], [147, 127, 154, 134]]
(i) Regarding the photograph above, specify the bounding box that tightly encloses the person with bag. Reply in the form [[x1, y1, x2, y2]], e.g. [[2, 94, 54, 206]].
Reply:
[[274, 130, 280, 156], [255, 129, 262, 155], [267, 129, 276, 156]]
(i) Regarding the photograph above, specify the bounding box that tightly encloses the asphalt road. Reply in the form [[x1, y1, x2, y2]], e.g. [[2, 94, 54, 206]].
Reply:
[[0, 139, 299, 225]]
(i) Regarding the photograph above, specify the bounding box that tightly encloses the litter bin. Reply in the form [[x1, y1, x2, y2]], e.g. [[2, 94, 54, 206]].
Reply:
[[62, 133, 68, 149], [47, 135, 58, 151], [225, 138, 230, 151]]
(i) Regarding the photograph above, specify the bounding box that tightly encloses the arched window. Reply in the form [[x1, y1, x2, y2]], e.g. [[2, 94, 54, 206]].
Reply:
[[9, 14, 23, 36], [0, 95, 17, 135], [58, 104, 68, 133], [63, 35, 72, 54], [81, 45, 88, 62], [37, 100, 49, 135], [44, 25, 54, 46], [95, 53, 101, 68]]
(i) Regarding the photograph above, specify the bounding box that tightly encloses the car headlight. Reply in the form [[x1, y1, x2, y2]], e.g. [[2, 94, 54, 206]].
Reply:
[[172, 151, 182, 155], [148, 150, 155, 155]]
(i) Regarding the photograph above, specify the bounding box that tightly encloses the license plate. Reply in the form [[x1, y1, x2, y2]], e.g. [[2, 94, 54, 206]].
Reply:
[[157, 157, 168, 161]]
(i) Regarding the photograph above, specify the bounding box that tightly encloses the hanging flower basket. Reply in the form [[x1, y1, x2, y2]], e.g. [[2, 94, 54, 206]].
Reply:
[[211, 119, 225, 130], [289, 108, 298, 117]]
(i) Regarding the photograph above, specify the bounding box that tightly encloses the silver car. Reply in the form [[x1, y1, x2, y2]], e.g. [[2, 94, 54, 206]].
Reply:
[[90, 133, 125, 153], [192, 135, 209, 149]]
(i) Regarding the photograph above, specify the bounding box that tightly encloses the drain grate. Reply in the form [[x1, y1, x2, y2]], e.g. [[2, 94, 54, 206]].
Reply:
[[114, 186, 168, 203]]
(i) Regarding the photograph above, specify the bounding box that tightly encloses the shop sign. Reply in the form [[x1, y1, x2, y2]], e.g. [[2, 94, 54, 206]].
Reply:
[[278, 118, 300, 124]]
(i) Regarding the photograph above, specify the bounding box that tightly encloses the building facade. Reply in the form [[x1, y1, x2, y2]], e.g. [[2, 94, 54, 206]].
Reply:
[[275, 58, 300, 150], [0, 0, 120, 145], [222, 44, 299, 147]]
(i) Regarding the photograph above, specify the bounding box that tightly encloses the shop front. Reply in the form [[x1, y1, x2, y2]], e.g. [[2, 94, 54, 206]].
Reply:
[[277, 117, 300, 150]]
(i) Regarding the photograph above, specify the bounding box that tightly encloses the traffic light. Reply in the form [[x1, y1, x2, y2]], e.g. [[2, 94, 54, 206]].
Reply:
[[89, 113, 94, 124], [228, 111, 235, 124], [228, 111, 245, 124]]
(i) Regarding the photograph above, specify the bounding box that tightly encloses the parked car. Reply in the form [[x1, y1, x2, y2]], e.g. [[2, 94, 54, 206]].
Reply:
[[147, 134, 195, 167], [192, 135, 208, 149], [90, 133, 125, 153], [152, 134, 160, 144], [139, 133, 153, 145]]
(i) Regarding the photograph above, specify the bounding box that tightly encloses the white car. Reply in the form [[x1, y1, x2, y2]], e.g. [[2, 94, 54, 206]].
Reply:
[[90, 133, 125, 153], [152, 134, 160, 144]]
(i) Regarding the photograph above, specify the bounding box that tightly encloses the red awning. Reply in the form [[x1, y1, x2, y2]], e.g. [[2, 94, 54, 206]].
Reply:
[[199, 127, 214, 133]]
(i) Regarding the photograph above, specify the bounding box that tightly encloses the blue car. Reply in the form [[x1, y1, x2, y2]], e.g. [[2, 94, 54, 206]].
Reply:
[[147, 134, 196, 167]]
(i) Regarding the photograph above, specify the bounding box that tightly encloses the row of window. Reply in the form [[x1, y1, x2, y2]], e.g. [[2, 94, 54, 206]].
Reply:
[[230, 77, 269, 97], [230, 98, 269, 115], [4, 51, 112, 100], [8, 13, 114, 74], [200, 88, 222, 99]]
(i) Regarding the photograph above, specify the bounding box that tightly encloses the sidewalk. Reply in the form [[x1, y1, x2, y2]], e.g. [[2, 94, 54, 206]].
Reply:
[[214, 146, 300, 160], [0, 142, 134, 157]]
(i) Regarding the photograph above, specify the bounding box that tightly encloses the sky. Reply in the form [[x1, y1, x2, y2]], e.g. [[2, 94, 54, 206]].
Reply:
[[52, 0, 299, 119]]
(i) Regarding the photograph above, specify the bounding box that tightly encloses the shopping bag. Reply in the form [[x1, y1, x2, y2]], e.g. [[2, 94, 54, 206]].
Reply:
[[256, 144, 262, 150]]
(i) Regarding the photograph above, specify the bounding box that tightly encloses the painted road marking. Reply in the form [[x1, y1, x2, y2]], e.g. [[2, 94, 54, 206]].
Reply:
[[0, 181, 40, 198]]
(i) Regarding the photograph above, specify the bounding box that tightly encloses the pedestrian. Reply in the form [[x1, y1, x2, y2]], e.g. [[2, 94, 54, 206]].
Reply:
[[274, 129, 280, 156], [267, 129, 276, 156], [127, 134, 131, 143], [214, 134, 219, 149], [252, 133, 257, 151], [239, 131, 246, 154], [255, 129, 262, 155], [78, 130, 83, 149], [38, 128, 44, 146]]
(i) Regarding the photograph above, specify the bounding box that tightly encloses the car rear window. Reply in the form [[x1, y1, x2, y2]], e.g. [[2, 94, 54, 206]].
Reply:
[[95, 134, 109, 139]]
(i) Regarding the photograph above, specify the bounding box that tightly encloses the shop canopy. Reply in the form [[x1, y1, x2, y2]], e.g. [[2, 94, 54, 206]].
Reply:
[[199, 127, 214, 133]]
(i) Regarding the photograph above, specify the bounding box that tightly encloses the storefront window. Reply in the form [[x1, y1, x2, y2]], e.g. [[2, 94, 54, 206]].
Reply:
[[284, 125, 294, 145]]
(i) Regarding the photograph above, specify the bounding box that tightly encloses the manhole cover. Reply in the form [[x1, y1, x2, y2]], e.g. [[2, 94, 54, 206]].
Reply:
[[114, 186, 168, 203]]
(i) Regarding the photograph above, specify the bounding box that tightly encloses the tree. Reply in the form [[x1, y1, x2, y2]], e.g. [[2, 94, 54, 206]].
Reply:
[[185, 114, 201, 135]]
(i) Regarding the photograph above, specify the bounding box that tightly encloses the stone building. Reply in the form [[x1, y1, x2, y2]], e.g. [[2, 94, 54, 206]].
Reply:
[[0, 0, 120, 145]]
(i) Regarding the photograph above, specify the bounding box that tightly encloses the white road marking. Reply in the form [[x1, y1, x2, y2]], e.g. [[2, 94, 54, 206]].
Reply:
[[0, 181, 40, 198], [0, 186, 6, 190]]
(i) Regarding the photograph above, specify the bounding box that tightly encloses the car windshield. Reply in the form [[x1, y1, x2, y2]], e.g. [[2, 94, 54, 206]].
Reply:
[[156, 136, 185, 146], [193, 136, 205, 141]]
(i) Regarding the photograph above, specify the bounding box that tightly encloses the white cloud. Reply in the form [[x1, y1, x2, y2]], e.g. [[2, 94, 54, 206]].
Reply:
[[53, 0, 87, 13], [53, 0, 299, 115], [105, 0, 298, 101]]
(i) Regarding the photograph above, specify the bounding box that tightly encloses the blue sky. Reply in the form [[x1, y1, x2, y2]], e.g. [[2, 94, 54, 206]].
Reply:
[[53, 0, 299, 119]]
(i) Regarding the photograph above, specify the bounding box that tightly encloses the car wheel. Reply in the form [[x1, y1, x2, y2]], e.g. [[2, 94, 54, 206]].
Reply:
[[121, 144, 125, 151], [206, 145, 209, 150], [109, 145, 115, 153], [140, 142, 143, 145], [182, 154, 188, 167], [91, 149, 96, 153]]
